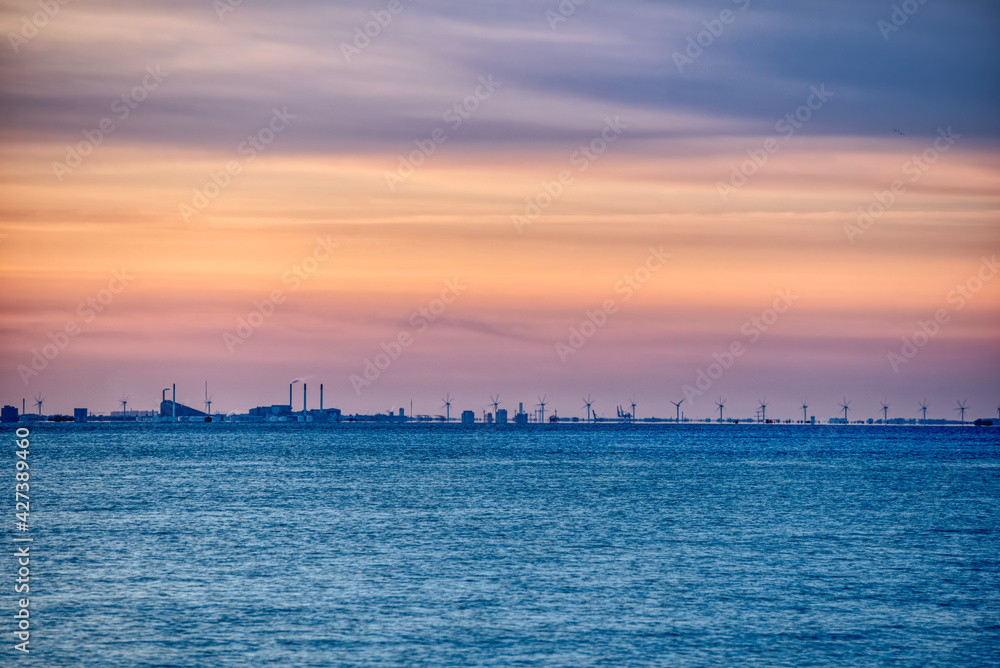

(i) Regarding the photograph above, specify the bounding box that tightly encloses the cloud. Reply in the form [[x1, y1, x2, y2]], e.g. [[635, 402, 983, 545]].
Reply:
[[2, 0, 996, 158]]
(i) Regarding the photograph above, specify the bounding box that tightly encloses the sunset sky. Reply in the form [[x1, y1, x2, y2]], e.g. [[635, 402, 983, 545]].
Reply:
[[1, 0, 998, 420]]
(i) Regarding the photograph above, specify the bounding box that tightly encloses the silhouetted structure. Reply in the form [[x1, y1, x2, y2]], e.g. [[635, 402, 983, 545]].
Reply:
[[307, 408, 342, 423], [249, 404, 293, 419], [515, 402, 528, 426], [160, 400, 207, 418]]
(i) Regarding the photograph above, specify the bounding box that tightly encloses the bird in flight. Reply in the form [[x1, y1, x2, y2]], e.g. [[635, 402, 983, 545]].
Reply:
[[892, 128, 905, 136]]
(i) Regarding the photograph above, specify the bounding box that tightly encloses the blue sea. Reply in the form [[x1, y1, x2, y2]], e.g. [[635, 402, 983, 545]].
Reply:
[[6, 423, 1000, 667]]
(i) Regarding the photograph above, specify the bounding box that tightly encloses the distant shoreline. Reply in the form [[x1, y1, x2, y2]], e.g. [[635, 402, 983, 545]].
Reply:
[[10, 419, 994, 428]]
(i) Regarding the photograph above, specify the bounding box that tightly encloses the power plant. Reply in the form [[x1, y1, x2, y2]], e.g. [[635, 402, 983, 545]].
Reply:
[[4, 385, 996, 427]]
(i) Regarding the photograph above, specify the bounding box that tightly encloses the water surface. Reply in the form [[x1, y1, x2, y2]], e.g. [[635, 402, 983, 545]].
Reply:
[[8, 423, 999, 666]]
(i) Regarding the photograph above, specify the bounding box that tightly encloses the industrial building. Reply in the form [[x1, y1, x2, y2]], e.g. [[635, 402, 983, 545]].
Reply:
[[159, 400, 207, 419], [1, 405, 18, 423]]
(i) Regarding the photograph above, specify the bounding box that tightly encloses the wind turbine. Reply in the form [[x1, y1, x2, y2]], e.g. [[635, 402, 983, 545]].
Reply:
[[715, 396, 726, 422], [919, 399, 928, 422], [955, 400, 967, 426], [33, 394, 45, 416], [880, 400, 890, 424], [801, 399, 808, 424], [536, 395, 547, 423], [441, 394, 452, 422], [582, 395, 593, 424], [489, 394, 501, 417], [630, 396, 637, 423], [840, 397, 851, 423], [204, 382, 213, 416], [671, 399, 684, 424], [758, 397, 768, 423], [119, 393, 130, 420]]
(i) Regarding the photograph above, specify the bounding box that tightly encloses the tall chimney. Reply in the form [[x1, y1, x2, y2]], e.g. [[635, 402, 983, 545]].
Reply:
[[320, 384, 324, 411], [303, 383, 307, 416], [172, 384, 176, 421], [289, 383, 293, 410]]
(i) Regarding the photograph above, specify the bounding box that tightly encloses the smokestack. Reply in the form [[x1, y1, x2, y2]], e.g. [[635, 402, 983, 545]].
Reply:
[[320, 384, 324, 411], [303, 383, 307, 416], [172, 384, 176, 421], [289, 383, 293, 409]]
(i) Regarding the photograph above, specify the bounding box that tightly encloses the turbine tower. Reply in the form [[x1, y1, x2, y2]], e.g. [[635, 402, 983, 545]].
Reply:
[[955, 400, 967, 426], [880, 401, 889, 424], [919, 399, 928, 422], [441, 394, 452, 422], [33, 394, 45, 416], [715, 396, 726, 422], [536, 395, 547, 423], [119, 393, 129, 420], [489, 394, 501, 417], [204, 382, 213, 416], [582, 395, 593, 424], [671, 399, 684, 424], [801, 399, 808, 424], [758, 397, 768, 423], [840, 397, 851, 423], [630, 396, 637, 423]]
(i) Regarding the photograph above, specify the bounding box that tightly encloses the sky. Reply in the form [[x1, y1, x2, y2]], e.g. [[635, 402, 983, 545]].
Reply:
[[1, 0, 998, 421]]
